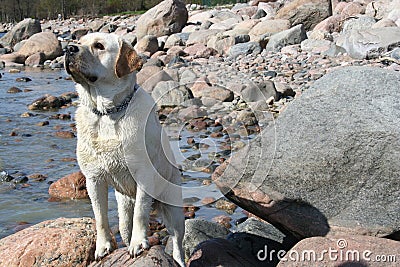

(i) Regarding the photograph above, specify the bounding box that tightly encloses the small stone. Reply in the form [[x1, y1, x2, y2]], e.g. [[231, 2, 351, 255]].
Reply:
[[27, 173, 48, 182], [201, 197, 216, 205], [212, 215, 232, 229], [185, 211, 196, 219], [20, 112, 34, 118], [13, 176, 28, 184], [54, 131, 75, 139], [36, 121, 49, 126], [187, 137, 196, 145], [9, 69, 21, 73], [48, 171, 88, 200], [202, 179, 212, 186], [7, 87, 22, 93], [9, 131, 18, 136], [16, 77, 32, 82], [215, 199, 237, 214]]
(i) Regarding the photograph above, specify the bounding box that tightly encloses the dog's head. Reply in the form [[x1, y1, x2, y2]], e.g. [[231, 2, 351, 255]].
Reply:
[[65, 33, 142, 87]]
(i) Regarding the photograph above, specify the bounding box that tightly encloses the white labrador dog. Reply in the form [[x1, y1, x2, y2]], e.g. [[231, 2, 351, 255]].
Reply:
[[65, 32, 185, 266]]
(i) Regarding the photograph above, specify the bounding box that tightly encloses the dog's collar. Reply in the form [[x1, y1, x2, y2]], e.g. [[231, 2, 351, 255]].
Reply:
[[91, 84, 139, 116]]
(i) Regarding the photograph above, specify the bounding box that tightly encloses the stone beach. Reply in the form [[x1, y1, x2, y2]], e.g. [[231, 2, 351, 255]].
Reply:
[[0, 0, 399, 266]]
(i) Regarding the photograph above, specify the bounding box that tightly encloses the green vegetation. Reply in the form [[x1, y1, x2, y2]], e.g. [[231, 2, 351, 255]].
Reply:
[[0, 0, 161, 22], [0, 0, 248, 23]]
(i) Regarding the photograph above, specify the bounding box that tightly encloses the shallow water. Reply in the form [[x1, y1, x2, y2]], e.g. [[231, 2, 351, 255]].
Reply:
[[0, 68, 245, 239]]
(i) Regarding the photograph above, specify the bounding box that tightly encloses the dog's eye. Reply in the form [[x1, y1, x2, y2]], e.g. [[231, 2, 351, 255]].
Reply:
[[93, 42, 105, 50]]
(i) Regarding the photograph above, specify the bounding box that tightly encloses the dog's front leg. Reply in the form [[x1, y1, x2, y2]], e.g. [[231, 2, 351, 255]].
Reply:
[[129, 186, 152, 257], [87, 178, 114, 259]]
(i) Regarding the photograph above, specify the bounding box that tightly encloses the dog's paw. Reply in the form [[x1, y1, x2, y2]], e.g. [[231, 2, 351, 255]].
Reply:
[[95, 240, 113, 260], [128, 238, 149, 257]]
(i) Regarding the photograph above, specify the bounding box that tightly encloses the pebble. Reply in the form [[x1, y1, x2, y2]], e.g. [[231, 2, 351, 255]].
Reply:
[[20, 112, 35, 117], [54, 131, 75, 139], [201, 197, 216, 205], [212, 215, 232, 229], [16, 77, 32, 82], [215, 199, 237, 214], [27, 173, 48, 182], [36, 121, 49, 126], [9, 69, 21, 73], [7, 87, 22, 93]]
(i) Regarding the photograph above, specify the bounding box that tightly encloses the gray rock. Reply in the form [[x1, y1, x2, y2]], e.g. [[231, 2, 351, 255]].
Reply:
[[322, 43, 347, 57], [183, 219, 230, 259], [207, 35, 242, 55], [252, 9, 267, 19], [239, 81, 279, 102], [0, 18, 41, 47], [266, 24, 307, 52], [141, 70, 173, 93], [226, 218, 298, 266], [180, 69, 198, 85], [87, 19, 106, 32], [200, 20, 213, 30], [136, 0, 188, 39], [275, 0, 331, 31], [391, 47, 400, 60], [300, 39, 331, 52], [0, 48, 10, 55], [342, 16, 376, 35], [186, 29, 223, 46], [135, 35, 159, 55], [152, 80, 192, 107], [235, 218, 289, 243], [164, 32, 190, 49], [187, 238, 259, 267], [228, 42, 262, 58], [17, 32, 63, 61], [177, 106, 208, 120], [337, 27, 400, 59], [212, 66, 400, 239]]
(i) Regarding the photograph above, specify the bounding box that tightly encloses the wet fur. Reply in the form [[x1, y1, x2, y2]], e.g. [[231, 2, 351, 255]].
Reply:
[[65, 33, 185, 266]]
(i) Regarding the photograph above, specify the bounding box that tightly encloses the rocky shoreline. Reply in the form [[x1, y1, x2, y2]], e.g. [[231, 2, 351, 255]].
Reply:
[[0, 0, 399, 266]]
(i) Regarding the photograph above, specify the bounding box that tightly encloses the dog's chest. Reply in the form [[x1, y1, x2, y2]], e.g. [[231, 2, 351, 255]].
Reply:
[[79, 115, 127, 171]]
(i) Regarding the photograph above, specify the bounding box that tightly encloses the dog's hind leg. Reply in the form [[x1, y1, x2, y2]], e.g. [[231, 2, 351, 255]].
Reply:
[[159, 203, 185, 267], [115, 190, 135, 246]]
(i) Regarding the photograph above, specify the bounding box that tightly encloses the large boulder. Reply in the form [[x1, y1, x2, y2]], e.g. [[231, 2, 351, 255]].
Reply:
[[212, 66, 400, 239], [88, 246, 177, 267], [0, 18, 41, 47], [248, 19, 291, 37], [0, 218, 96, 266], [265, 24, 307, 52], [136, 0, 188, 39], [337, 27, 400, 59], [16, 32, 63, 62], [276, 0, 331, 31]]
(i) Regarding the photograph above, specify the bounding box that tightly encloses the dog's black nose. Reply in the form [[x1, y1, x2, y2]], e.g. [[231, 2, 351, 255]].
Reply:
[[66, 45, 79, 54]]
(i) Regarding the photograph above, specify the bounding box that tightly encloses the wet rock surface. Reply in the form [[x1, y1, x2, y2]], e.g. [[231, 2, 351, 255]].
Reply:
[[0, 217, 96, 267]]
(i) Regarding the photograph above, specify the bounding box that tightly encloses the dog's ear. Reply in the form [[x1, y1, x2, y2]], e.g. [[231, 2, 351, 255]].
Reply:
[[115, 40, 143, 78]]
